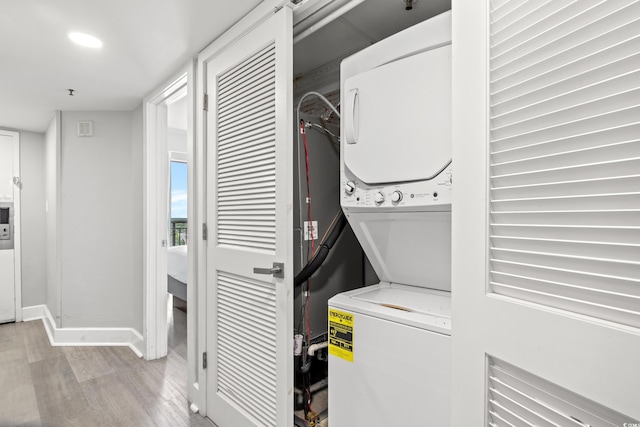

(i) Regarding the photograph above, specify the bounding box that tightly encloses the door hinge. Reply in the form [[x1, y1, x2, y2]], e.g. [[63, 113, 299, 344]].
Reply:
[[203, 352, 207, 369], [202, 223, 208, 241], [203, 93, 208, 112]]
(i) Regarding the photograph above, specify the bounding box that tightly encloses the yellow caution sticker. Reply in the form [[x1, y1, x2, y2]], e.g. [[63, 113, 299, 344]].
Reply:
[[328, 308, 354, 362]]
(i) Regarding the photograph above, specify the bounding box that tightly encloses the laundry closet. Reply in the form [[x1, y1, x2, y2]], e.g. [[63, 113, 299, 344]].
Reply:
[[196, 1, 451, 426]]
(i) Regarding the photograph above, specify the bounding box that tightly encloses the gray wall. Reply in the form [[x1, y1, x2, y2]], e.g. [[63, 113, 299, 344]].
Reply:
[[59, 111, 143, 330], [130, 105, 143, 333], [20, 131, 47, 307], [45, 113, 61, 326]]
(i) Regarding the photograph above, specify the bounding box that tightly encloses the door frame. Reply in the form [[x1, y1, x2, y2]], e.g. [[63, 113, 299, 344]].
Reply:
[[0, 129, 21, 323], [143, 61, 204, 410]]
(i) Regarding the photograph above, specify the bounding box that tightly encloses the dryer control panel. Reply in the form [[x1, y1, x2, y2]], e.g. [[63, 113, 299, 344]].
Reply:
[[341, 164, 452, 209]]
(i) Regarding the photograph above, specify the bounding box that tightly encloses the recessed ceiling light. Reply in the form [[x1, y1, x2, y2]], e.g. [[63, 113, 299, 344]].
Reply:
[[68, 32, 103, 48]]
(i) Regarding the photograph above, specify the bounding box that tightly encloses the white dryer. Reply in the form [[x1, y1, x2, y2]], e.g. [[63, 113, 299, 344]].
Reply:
[[329, 10, 452, 427]]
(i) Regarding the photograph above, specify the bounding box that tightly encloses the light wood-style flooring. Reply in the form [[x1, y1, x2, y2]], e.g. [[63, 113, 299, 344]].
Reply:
[[0, 300, 216, 427]]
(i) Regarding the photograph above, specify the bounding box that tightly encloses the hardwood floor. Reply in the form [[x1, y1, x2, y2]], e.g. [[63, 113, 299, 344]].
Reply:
[[0, 302, 216, 427]]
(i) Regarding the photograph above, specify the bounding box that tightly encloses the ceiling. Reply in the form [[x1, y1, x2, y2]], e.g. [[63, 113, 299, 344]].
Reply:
[[0, 0, 263, 132], [294, 0, 451, 76], [1, 0, 451, 133]]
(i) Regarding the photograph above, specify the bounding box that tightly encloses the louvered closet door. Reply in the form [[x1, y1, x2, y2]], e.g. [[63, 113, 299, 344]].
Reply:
[[205, 7, 293, 427], [452, 0, 640, 424]]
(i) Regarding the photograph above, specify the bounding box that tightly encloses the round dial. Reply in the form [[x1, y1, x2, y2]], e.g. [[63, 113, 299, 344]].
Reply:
[[391, 191, 403, 203], [374, 192, 385, 204], [344, 181, 356, 195]]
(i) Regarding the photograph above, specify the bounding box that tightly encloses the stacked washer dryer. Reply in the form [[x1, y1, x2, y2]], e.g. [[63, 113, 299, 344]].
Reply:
[[328, 11, 452, 426]]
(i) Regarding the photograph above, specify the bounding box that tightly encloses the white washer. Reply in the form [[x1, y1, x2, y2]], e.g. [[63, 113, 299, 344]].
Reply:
[[330, 10, 453, 427], [329, 284, 451, 426]]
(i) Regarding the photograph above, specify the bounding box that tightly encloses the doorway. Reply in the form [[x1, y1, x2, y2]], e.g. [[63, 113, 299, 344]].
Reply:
[[144, 62, 203, 410], [166, 97, 188, 368]]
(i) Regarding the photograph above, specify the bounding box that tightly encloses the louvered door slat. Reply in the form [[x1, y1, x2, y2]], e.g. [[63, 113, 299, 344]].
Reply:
[[491, 105, 640, 149], [217, 337, 276, 378], [217, 325, 276, 363], [491, 224, 640, 243], [491, 0, 570, 42], [489, 0, 640, 334], [491, 3, 640, 78], [217, 272, 277, 426], [492, 1, 634, 66], [218, 63, 275, 108], [219, 164, 275, 182], [219, 134, 276, 159], [218, 45, 275, 92], [218, 86, 274, 124], [218, 106, 275, 139], [492, 249, 639, 281], [218, 116, 275, 145], [219, 182, 274, 196], [492, 236, 640, 262], [492, 18, 640, 91], [492, 139, 640, 173], [217, 358, 276, 402], [492, 37, 640, 105], [491, 159, 640, 188], [492, 0, 606, 58], [491, 0, 527, 23], [492, 123, 640, 163], [218, 104, 276, 137], [492, 71, 640, 127], [492, 57, 640, 115], [490, 257, 639, 294], [491, 89, 640, 139], [218, 169, 275, 185], [487, 357, 634, 426], [493, 176, 640, 200], [218, 148, 275, 169], [218, 315, 276, 350], [219, 135, 274, 159]]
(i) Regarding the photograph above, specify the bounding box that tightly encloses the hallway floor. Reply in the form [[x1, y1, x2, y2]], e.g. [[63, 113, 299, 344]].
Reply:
[[0, 307, 216, 427]]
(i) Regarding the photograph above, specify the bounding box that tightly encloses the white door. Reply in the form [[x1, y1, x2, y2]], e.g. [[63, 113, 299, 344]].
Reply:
[[452, 0, 640, 424], [0, 130, 20, 323], [205, 7, 293, 427]]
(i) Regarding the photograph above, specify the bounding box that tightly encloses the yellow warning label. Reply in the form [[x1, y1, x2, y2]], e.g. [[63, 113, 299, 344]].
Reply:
[[328, 308, 354, 362]]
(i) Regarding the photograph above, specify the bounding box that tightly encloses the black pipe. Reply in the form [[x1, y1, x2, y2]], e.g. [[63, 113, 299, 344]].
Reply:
[[294, 212, 347, 287]]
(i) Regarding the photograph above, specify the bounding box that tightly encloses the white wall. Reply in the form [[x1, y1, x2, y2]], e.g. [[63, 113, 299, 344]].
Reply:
[[19, 131, 47, 307], [45, 113, 61, 326], [59, 111, 143, 330], [167, 95, 188, 131], [167, 128, 187, 153]]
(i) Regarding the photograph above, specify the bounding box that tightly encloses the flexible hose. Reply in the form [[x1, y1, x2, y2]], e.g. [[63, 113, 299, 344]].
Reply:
[[294, 211, 347, 287]]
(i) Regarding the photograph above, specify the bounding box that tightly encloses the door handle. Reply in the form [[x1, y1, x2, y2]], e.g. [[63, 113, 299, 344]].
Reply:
[[253, 262, 284, 278]]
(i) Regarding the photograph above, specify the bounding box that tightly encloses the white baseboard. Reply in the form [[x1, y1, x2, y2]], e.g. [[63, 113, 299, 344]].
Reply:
[[22, 305, 46, 321], [22, 305, 145, 358]]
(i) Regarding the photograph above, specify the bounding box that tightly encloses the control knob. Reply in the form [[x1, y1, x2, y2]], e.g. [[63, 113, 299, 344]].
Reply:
[[391, 191, 403, 203], [344, 181, 356, 195], [374, 192, 385, 204]]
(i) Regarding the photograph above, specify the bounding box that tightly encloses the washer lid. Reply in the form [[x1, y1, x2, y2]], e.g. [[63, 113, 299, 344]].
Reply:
[[343, 44, 451, 185], [329, 282, 451, 335]]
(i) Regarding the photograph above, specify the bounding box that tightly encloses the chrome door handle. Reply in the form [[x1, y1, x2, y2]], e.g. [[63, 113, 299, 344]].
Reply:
[[253, 262, 284, 278]]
